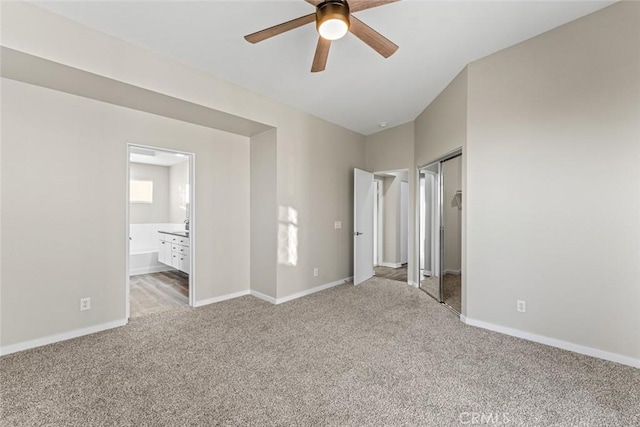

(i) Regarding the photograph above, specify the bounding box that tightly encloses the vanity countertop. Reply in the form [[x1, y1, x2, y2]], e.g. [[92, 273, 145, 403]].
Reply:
[[158, 230, 189, 238]]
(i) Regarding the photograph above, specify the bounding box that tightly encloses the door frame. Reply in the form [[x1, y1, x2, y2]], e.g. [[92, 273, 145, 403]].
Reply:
[[417, 148, 462, 313], [125, 143, 196, 319], [420, 169, 437, 277], [372, 169, 410, 273], [373, 179, 379, 266], [400, 180, 409, 265]]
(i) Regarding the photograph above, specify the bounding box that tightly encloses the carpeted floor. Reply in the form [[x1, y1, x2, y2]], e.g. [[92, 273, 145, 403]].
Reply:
[[1, 277, 638, 426]]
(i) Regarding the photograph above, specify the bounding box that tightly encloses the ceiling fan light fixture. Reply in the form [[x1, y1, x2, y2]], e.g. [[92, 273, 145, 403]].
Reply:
[[317, 1, 350, 41], [244, 0, 399, 73]]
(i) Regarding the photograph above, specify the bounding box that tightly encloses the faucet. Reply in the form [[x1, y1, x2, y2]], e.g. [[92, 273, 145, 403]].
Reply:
[[184, 218, 189, 231]]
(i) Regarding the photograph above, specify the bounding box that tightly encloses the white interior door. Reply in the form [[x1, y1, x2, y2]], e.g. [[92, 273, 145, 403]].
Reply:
[[419, 164, 441, 300], [354, 168, 374, 285]]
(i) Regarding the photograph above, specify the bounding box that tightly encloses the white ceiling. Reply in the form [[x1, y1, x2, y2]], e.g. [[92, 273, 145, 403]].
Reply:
[[33, 0, 613, 135]]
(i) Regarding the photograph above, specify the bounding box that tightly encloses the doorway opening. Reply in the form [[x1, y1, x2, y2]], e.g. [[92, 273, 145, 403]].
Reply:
[[373, 170, 409, 283], [353, 167, 409, 286], [126, 145, 195, 319], [418, 150, 462, 314]]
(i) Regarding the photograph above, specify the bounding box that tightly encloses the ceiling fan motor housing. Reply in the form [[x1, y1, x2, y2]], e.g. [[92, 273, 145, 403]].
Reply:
[[316, 1, 351, 35]]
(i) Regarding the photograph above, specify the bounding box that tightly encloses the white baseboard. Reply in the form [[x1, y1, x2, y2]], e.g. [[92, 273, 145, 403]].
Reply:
[[195, 279, 365, 308], [194, 290, 250, 307], [463, 317, 640, 369], [276, 277, 352, 304], [0, 278, 341, 356], [379, 262, 402, 268], [250, 290, 278, 304], [443, 269, 461, 275], [129, 265, 174, 276], [408, 281, 419, 288], [0, 319, 127, 357]]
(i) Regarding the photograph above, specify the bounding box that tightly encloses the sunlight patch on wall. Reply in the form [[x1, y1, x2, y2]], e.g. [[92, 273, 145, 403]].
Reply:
[[278, 206, 298, 266]]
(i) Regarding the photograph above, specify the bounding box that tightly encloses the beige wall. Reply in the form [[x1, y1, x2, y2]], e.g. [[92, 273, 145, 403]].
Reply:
[[276, 120, 365, 298], [412, 2, 640, 362], [414, 68, 468, 168], [414, 68, 468, 306], [169, 160, 189, 224], [0, 1, 366, 349], [0, 78, 250, 347], [3, 0, 637, 365], [129, 163, 170, 224], [0, 1, 365, 295], [365, 123, 415, 280], [366, 122, 414, 173], [466, 1, 640, 360], [250, 129, 277, 298]]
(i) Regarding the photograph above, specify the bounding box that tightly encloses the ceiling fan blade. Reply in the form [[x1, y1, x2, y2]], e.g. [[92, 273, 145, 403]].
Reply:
[[244, 13, 316, 44], [311, 37, 331, 72], [349, 0, 401, 14], [348, 16, 398, 58]]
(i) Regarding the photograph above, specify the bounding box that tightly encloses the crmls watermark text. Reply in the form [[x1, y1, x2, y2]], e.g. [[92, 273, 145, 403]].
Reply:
[[459, 412, 511, 425]]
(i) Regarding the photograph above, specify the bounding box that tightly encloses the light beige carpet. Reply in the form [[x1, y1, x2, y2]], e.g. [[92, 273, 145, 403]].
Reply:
[[1, 277, 638, 426]]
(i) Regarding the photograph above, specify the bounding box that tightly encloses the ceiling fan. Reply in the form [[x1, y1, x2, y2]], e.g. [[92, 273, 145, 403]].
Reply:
[[244, 0, 400, 73]]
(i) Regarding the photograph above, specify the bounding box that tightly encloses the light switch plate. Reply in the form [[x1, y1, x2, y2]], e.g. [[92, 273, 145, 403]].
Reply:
[[334, 221, 342, 229]]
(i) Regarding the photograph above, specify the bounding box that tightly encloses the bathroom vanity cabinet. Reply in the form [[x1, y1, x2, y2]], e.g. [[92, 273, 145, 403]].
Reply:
[[158, 231, 190, 274]]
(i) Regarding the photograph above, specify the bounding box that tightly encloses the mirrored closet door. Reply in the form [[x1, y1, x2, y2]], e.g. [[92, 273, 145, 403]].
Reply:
[[418, 151, 462, 314]]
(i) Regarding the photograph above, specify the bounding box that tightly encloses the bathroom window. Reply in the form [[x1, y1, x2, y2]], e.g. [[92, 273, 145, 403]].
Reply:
[[130, 180, 153, 203]]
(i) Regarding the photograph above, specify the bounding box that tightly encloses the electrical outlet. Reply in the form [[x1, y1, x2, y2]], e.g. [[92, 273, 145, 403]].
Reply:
[[334, 221, 342, 229], [313, 268, 319, 277], [517, 300, 526, 313], [80, 297, 91, 311]]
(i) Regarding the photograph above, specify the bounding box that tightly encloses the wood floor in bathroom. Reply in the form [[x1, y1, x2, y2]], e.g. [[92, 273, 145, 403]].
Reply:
[[130, 271, 189, 318]]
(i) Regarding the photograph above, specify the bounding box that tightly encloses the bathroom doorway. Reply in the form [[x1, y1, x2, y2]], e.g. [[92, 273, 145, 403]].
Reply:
[[418, 150, 462, 314], [126, 144, 195, 319]]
